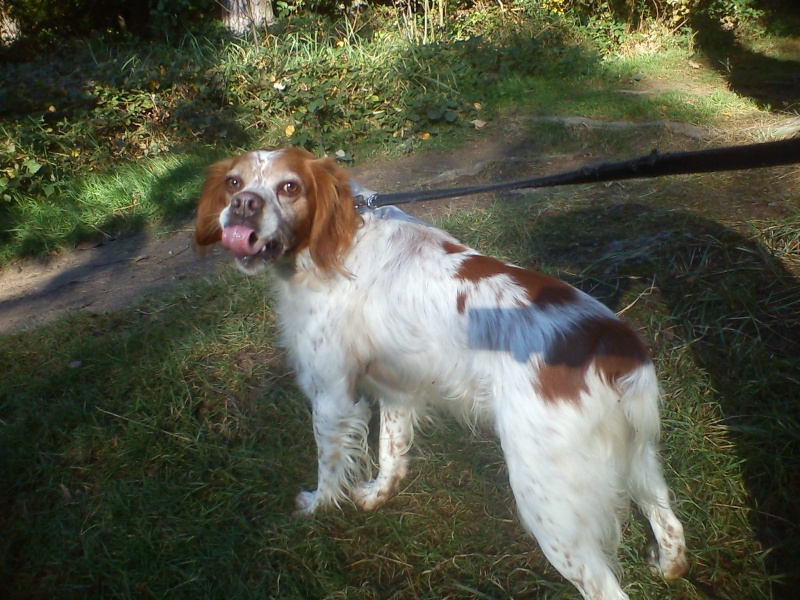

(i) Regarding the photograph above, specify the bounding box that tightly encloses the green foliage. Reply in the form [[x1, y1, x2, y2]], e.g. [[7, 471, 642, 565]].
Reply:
[[0, 7, 580, 260], [8, 0, 92, 35], [148, 0, 219, 37], [698, 0, 766, 31], [0, 2, 787, 263], [528, 0, 765, 30], [0, 145, 57, 202]]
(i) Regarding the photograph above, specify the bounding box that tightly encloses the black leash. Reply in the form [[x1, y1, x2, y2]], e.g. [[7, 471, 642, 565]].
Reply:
[[355, 137, 800, 208]]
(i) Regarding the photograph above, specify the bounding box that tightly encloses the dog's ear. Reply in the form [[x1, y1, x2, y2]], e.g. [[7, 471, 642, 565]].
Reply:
[[193, 158, 234, 253], [306, 157, 361, 274]]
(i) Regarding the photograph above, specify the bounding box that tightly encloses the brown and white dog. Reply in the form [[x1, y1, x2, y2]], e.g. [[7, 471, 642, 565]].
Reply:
[[193, 148, 688, 600]]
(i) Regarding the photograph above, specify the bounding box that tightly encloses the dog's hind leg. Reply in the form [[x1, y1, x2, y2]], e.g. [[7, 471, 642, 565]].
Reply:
[[629, 442, 688, 580], [505, 457, 632, 600], [622, 368, 688, 580], [352, 400, 413, 510], [496, 395, 631, 600]]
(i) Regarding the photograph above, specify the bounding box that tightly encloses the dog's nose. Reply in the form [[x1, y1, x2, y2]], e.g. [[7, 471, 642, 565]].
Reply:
[[230, 192, 265, 219]]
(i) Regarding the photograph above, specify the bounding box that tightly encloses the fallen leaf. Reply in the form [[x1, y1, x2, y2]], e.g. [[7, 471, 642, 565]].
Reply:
[[471, 119, 487, 129], [285, 123, 295, 137]]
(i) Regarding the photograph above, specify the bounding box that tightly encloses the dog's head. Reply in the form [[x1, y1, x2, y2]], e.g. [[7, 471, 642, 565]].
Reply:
[[193, 148, 360, 275]]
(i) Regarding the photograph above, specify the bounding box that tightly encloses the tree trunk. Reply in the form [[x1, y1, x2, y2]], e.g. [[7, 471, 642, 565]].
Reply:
[[221, 0, 274, 35], [0, 1, 20, 46]]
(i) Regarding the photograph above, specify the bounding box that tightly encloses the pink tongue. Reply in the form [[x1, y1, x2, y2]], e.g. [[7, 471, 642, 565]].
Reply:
[[221, 226, 261, 257]]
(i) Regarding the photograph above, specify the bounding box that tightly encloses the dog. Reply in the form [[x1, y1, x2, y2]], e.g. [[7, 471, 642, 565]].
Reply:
[[193, 148, 688, 600]]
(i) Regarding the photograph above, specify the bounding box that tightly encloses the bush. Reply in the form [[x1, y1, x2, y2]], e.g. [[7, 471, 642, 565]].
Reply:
[[530, 0, 763, 30]]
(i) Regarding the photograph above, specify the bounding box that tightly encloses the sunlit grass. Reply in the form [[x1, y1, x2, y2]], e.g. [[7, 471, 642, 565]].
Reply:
[[1, 153, 210, 261]]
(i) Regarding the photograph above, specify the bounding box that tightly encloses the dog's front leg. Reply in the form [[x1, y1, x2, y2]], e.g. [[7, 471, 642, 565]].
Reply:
[[295, 396, 371, 516]]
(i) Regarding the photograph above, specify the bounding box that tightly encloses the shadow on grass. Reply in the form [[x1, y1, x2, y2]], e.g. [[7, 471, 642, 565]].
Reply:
[[0, 152, 221, 333], [692, 0, 800, 110], [533, 200, 800, 598], [0, 278, 300, 597]]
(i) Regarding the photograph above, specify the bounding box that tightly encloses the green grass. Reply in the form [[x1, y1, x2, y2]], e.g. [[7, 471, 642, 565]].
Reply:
[[4, 153, 210, 257]]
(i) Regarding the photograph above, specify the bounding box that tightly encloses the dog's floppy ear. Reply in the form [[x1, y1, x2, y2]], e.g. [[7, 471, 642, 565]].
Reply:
[[306, 157, 361, 274], [193, 158, 234, 253]]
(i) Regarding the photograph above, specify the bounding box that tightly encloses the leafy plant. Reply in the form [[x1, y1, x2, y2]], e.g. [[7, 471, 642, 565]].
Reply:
[[0, 147, 56, 201]]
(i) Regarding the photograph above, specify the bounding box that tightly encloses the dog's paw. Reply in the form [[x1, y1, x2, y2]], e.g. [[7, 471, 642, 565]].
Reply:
[[351, 479, 390, 511], [660, 550, 689, 581], [643, 539, 688, 581], [294, 490, 319, 516], [643, 540, 661, 577]]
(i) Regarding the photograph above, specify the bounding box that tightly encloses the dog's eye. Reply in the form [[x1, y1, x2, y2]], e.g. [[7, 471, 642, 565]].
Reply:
[[226, 176, 241, 192], [280, 180, 301, 197]]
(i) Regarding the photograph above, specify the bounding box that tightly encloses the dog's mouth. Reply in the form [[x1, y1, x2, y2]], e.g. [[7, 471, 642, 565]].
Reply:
[[221, 225, 285, 268]]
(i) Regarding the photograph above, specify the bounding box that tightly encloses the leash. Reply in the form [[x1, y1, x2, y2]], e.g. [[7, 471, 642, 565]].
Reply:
[[352, 137, 800, 208]]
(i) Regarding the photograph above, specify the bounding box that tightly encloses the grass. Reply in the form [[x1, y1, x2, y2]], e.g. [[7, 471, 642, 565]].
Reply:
[[2, 4, 800, 599], [5, 153, 210, 256]]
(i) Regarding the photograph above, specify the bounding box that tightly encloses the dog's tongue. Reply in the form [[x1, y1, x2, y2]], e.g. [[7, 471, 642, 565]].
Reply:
[[221, 226, 261, 257]]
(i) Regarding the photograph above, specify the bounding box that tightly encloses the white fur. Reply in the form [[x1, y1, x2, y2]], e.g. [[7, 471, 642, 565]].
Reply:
[[279, 209, 685, 599]]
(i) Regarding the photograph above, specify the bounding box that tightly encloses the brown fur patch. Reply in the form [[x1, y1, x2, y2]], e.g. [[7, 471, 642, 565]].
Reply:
[[193, 158, 235, 250], [535, 317, 650, 404], [442, 241, 468, 254], [283, 149, 361, 274], [456, 291, 468, 315], [456, 255, 577, 308]]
